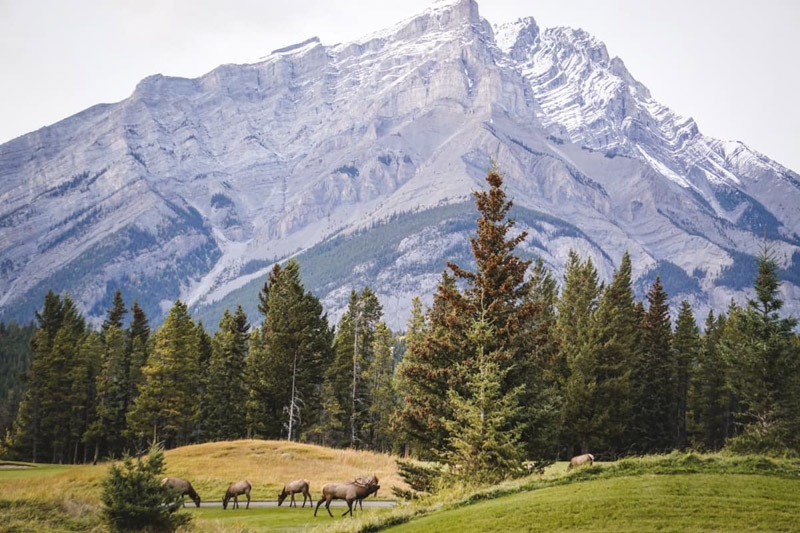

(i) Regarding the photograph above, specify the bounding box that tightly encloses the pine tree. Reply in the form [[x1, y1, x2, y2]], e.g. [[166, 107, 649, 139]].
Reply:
[[519, 257, 561, 457], [364, 322, 397, 452], [399, 166, 544, 466], [442, 317, 526, 483], [127, 301, 150, 411], [246, 262, 332, 441], [328, 288, 383, 448], [100, 442, 191, 532], [102, 289, 128, 334], [393, 274, 468, 459], [126, 301, 200, 448], [632, 276, 675, 452], [582, 252, 638, 457], [557, 251, 601, 456], [672, 300, 700, 450], [723, 245, 800, 453], [94, 324, 129, 459], [68, 330, 102, 464], [204, 309, 249, 441]]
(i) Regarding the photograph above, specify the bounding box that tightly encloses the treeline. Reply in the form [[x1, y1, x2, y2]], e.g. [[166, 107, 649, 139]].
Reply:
[[1, 167, 799, 474]]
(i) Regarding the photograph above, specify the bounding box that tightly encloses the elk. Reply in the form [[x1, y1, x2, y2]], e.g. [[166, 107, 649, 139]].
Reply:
[[223, 479, 252, 510], [314, 478, 380, 517], [278, 479, 312, 507], [567, 453, 594, 470], [352, 475, 379, 511], [161, 477, 201, 507]]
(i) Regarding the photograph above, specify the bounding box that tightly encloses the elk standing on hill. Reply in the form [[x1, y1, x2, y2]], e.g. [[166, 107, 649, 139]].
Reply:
[[567, 453, 594, 470], [162, 477, 201, 507], [223, 479, 252, 510], [278, 479, 312, 507]]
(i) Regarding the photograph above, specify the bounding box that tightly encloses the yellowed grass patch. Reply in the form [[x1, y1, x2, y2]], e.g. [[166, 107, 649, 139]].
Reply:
[[0, 439, 408, 506]]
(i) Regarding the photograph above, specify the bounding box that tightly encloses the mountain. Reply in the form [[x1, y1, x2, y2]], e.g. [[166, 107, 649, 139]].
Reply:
[[1, 0, 799, 331]]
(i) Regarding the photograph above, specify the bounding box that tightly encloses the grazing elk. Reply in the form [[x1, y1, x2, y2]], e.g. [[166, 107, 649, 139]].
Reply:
[[161, 477, 201, 507], [278, 479, 312, 507], [223, 479, 252, 510], [314, 478, 380, 517], [567, 453, 595, 470]]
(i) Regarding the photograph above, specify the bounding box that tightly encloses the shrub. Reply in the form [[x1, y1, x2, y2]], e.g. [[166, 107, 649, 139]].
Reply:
[[100, 442, 191, 532]]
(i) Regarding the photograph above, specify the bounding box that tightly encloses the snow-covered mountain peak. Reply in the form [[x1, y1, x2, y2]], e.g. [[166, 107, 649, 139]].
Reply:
[[1, 0, 798, 331]]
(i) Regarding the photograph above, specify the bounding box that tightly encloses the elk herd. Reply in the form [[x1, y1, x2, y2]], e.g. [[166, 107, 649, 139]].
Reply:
[[161, 454, 593, 515], [160, 474, 380, 516]]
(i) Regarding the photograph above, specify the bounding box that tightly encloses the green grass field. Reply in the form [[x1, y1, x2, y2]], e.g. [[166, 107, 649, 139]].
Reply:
[[384, 474, 800, 532], [2, 447, 800, 532]]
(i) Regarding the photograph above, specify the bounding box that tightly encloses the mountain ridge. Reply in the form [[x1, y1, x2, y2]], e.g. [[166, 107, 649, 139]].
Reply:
[[1, 0, 798, 330]]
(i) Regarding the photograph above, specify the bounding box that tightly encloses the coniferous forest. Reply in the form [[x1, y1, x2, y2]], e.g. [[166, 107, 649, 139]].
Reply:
[[1, 167, 799, 474]]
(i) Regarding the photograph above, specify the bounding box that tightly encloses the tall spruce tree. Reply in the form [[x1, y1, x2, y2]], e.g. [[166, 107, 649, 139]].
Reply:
[[687, 311, 730, 450], [672, 300, 700, 450], [442, 316, 526, 483], [393, 276, 467, 458], [723, 245, 800, 453], [632, 276, 675, 452], [582, 252, 638, 457], [93, 324, 129, 459], [397, 166, 544, 472], [126, 301, 200, 448], [246, 262, 332, 441], [557, 252, 601, 456], [204, 309, 249, 441], [364, 322, 397, 452], [328, 288, 383, 448]]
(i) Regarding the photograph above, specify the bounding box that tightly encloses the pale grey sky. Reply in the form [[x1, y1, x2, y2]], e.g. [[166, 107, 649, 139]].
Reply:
[[1, 0, 798, 172]]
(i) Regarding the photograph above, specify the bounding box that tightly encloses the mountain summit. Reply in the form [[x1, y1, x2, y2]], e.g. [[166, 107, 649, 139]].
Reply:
[[1, 0, 798, 329]]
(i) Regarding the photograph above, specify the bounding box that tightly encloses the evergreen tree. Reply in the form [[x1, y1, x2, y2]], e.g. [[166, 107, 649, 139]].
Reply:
[[672, 300, 700, 450], [557, 252, 601, 456], [577, 252, 638, 457], [93, 324, 129, 459], [519, 257, 561, 458], [102, 289, 128, 334], [400, 166, 545, 466], [328, 288, 383, 448], [632, 276, 675, 452], [127, 301, 200, 448], [0, 321, 36, 442], [100, 442, 191, 532], [204, 309, 249, 441], [442, 317, 525, 483], [127, 301, 150, 412], [723, 245, 800, 453], [68, 330, 102, 464], [246, 263, 332, 441], [364, 322, 397, 452], [392, 274, 468, 459]]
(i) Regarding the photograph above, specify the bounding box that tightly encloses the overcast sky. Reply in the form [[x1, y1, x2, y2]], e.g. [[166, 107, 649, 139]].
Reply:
[[1, 0, 798, 172]]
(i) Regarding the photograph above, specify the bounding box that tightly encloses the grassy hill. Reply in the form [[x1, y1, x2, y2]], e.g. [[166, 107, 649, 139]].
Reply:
[[2, 443, 799, 532]]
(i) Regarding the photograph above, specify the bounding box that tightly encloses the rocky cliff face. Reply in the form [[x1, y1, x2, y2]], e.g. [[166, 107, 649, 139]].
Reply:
[[1, 0, 798, 329]]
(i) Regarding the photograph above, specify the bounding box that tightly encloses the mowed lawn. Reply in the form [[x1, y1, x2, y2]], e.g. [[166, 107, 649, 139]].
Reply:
[[386, 474, 800, 532]]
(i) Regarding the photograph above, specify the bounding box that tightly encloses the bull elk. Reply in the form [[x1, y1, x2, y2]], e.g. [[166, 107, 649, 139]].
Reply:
[[314, 478, 380, 517]]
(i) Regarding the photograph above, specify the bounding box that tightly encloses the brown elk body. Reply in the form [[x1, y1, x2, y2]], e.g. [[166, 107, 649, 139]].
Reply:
[[278, 479, 312, 507], [223, 479, 252, 510], [162, 477, 201, 507], [567, 453, 594, 470], [314, 479, 380, 517]]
